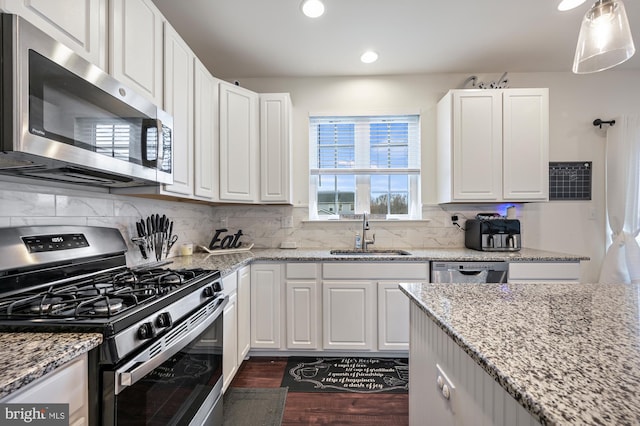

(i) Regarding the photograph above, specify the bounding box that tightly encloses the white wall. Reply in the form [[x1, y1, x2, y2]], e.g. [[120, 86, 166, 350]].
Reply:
[[232, 70, 640, 282]]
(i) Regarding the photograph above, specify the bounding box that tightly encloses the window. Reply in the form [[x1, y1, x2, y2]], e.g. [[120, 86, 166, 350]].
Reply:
[[309, 114, 421, 220]]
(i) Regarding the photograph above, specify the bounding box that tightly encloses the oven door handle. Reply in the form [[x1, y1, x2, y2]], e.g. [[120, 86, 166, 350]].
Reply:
[[115, 295, 227, 394]]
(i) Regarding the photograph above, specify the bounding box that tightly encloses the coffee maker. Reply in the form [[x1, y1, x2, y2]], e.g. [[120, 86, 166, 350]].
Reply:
[[465, 217, 521, 252]]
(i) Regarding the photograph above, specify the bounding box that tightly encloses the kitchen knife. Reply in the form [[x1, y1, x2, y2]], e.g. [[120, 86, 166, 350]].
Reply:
[[155, 214, 162, 261], [135, 222, 148, 259], [152, 215, 158, 261], [142, 220, 151, 254], [159, 215, 166, 259], [165, 221, 174, 258]]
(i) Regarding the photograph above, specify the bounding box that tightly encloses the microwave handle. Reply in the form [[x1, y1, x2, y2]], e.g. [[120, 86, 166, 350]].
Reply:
[[141, 118, 161, 168], [116, 296, 227, 392]]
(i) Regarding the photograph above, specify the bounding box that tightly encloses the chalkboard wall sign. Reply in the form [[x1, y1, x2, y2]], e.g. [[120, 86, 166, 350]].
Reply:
[[549, 161, 592, 201]]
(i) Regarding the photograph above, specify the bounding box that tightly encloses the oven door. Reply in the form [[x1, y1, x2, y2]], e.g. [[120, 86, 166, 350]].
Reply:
[[102, 296, 227, 426]]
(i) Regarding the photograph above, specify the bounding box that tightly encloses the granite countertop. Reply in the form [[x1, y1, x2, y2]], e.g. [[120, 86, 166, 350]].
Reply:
[[0, 332, 102, 400], [0, 247, 587, 401], [166, 247, 588, 276], [400, 282, 640, 426]]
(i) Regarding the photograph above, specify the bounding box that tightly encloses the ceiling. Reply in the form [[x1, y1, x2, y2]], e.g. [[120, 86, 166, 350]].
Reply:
[[151, 0, 640, 79]]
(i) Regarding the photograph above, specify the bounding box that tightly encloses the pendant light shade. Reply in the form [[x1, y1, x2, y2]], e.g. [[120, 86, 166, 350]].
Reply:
[[573, 0, 635, 73]]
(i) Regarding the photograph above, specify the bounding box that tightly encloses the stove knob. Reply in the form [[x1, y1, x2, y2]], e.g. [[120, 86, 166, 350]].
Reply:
[[156, 312, 173, 328], [202, 285, 214, 298], [212, 281, 222, 292], [137, 322, 156, 340]]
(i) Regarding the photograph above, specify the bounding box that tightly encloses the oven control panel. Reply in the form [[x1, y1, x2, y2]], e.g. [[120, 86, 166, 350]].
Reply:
[[22, 233, 90, 253]]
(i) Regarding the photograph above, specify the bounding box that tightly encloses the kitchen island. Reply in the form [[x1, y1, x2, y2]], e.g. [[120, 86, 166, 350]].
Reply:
[[400, 282, 640, 425]]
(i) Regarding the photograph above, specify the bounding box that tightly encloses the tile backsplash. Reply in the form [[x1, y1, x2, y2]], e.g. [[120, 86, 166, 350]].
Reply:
[[205, 205, 502, 250], [0, 180, 217, 266], [1, 179, 510, 266]]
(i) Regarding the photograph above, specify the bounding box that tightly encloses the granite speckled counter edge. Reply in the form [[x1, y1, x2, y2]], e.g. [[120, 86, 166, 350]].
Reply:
[[167, 247, 588, 276], [0, 333, 102, 400]]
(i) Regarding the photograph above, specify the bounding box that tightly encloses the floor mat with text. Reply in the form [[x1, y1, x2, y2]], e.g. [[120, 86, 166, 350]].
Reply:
[[280, 357, 409, 393]]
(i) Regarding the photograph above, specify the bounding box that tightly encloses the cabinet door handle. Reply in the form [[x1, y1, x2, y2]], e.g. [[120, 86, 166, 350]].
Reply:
[[436, 364, 455, 402], [442, 384, 451, 400]]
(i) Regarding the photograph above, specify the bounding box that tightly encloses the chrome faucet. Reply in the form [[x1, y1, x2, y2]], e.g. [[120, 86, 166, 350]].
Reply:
[[362, 212, 375, 251]]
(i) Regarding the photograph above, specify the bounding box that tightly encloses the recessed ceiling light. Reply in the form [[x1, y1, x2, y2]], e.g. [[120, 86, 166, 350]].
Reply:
[[558, 0, 586, 11], [301, 0, 325, 18], [360, 51, 378, 64]]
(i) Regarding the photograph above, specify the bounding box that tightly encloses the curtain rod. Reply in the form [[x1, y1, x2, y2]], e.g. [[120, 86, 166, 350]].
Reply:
[[593, 118, 615, 128]]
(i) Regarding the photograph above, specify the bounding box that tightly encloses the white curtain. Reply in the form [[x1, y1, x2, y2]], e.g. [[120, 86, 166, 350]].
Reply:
[[599, 115, 640, 284]]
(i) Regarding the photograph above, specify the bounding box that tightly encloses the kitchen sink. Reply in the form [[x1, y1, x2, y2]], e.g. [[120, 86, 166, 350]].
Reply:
[[329, 249, 412, 256]]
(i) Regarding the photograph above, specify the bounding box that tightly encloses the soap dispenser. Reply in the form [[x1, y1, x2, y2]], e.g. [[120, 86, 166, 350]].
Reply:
[[354, 233, 362, 249]]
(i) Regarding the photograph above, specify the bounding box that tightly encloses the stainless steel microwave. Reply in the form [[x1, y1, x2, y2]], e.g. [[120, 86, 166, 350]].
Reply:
[[0, 14, 173, 188]]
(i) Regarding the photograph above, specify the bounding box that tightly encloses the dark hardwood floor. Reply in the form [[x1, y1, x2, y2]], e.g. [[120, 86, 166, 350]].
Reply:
[[229, 357, 409, 425]]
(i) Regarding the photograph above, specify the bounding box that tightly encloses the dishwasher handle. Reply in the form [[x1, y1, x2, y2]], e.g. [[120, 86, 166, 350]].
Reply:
[[457, 270, 483, 276]]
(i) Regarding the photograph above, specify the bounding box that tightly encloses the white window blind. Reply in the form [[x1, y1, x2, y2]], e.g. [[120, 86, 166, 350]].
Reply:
[[310, 115, 420, 175], [309, 114, 421, 220]]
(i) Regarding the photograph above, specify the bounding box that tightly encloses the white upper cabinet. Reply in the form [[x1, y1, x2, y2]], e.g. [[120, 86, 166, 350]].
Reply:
[[259, 93, 293, 204], [194, 59, 220, 201], [109, 0, 164, 105], [502, 89, 549, 201], [219, 82, 259, 202], [437, 88, 549, 203], [1, 0, 107, 69], [162, 22, 194, 197]]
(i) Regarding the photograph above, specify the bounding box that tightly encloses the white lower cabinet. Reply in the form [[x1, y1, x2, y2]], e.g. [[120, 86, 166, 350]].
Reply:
[[222, 271, 238, 392], [237, 265, 251, 363], [0, 353, 89, 426], [508, 261, 581, 283], [378, 281, 412, 351], [250, 261, 426, 354], [250, 264, 283, 349], [322, 280, 375, 350], [222, 291, 238, 392], [322, 262, 427, 353], [286, 280, 319, 349]]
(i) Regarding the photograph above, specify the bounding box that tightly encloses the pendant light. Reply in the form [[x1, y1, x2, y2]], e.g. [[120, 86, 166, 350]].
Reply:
[[572, 0, 635, 73]]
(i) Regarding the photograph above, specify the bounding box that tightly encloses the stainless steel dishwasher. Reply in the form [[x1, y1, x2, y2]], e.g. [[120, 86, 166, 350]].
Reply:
[[430, 261, 508, 283]]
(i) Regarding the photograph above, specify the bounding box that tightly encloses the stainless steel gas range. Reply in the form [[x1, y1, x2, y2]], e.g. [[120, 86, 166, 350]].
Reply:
[[0, 225, 227, 425]]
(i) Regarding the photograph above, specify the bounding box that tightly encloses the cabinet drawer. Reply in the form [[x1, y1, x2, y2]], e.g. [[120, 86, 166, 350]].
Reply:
[[286, 263, 318, 279], [222, 270, 238, 294], [509, 261, 580, 281], [322, 262, 428, 280]]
